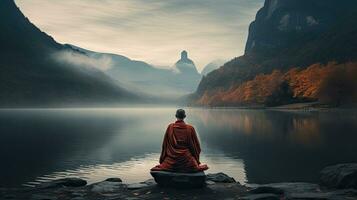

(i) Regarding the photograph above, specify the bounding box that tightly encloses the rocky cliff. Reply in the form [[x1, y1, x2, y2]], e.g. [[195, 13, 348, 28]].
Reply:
[[192, 0, 357, 106]]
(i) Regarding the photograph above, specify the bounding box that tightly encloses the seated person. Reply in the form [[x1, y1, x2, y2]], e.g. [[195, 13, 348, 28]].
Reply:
[[151, 109, 208, 172]]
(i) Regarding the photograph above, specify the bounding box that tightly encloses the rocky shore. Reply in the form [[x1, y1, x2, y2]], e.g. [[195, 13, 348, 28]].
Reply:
[[1, 164, 357, 200]]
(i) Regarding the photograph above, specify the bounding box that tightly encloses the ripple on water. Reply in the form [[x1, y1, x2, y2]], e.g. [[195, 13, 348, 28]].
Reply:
[[25, 153, 247, 187]]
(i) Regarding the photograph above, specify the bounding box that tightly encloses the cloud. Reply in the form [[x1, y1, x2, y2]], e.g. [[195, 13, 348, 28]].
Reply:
[[53, 50, 113, 71], [15, 0, 264, 70]]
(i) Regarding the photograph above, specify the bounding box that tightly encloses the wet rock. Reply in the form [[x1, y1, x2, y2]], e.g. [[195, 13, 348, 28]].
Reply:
[[150, 171, 206, 188], [31, 194, 57, 200], [320, 163, 357, 189], [70, 197, 85, 200], [37, 178, 87, 189], [127, 183, 150, 190], [287, 192, 330, 200], [206, 172, 236, 183], [249, 186, 284, 195], [206, 180, 216, 185], [125, 198, 141, 200], [239, 193, 280, 200], [258, 182, 320, 194], [142, 179, 156, 185], [90, 181, 124, 193], [105, 178, 122, 183]]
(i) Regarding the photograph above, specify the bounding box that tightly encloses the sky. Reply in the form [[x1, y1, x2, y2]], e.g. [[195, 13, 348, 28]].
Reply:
[[15, 0, 264, 71]]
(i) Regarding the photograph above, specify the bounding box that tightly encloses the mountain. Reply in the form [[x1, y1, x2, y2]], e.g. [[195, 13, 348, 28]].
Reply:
[[0, 0, 137, 107], [201, 60, 226, 76], [191, 0, 357, 107], [67, 46, 202, 98], [173, 51, 199, 75], [170, 50, 202, 92]]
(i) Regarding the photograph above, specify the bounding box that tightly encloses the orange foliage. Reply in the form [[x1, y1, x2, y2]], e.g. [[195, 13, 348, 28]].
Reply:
[[195, 62, 357, 106]]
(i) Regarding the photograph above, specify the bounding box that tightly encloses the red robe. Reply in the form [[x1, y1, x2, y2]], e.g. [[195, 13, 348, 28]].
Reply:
[[151, 120, 208, 172]]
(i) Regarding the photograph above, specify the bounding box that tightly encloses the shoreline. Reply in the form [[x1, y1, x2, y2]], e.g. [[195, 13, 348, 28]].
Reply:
[[1, 164, 357, 200]]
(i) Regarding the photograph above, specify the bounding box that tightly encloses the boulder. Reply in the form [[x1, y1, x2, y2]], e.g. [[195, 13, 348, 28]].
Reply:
[[37, 178, 87, 189], [256, 183, 320, 194], [239, 193, 280, 200], [249, 186, 284, 195], [150, 171, 206, 188], [90, 181, 124, 193], [127, 183, 150, 190], [105, 178, 122, 183], [206, 172, 236, 183], [320, 163, 357, 189]]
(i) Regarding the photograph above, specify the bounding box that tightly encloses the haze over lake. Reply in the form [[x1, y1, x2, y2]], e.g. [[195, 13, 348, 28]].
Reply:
[[1, 108, 356, 187]]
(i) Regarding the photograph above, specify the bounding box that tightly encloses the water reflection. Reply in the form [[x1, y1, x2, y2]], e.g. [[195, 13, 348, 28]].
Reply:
[[0, 108, 356, 187], [191, 109, 357, 183]]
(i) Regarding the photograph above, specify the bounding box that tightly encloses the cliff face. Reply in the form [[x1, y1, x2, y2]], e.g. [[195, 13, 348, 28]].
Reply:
[[245, 0, 357, 60], [192, 0, 357, 106]]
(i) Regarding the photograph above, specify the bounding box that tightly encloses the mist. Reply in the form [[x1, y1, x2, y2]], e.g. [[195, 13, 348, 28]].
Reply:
[[52, 50, 113, 71]]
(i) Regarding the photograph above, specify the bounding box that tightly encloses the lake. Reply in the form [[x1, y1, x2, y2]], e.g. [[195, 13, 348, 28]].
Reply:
[[0, 108, 356, 187]]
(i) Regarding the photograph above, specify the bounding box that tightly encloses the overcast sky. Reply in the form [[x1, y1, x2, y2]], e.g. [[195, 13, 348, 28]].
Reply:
[[15, 0, 264, 70]]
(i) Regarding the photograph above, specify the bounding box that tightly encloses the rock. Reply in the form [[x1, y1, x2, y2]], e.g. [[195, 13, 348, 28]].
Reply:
[[287, 192, 330, 200], [71, 192, 85, 197], [70, 198, 85, 200], [142, 179, 156, 185], [150, 171, 206, 188], [31, 194, 57, 200], [320, 163, 357, 189], [206, 173, 236, 183], [206, 180, 216, 185], [105, 178, 122, 182], [257, 183, 320, 194], [4, 195, 16, 199], [127, 183, 150, 190], [91, 181, 124, 193], [37, 178, 87, 189], [239, 193, 280, 200], [249, 186, 284, 195]]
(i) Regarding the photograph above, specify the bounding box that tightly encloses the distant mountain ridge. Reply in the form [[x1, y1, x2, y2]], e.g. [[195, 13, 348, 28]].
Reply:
[[0, 0, 137, 106], [67, 46, 202, 98], [201, 60, 226, 76], [191, 0, 357, 106], [173, 51, 200, 75]]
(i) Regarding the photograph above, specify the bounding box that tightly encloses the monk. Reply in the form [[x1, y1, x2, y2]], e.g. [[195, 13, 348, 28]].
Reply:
[[151, 109, 208, 172]]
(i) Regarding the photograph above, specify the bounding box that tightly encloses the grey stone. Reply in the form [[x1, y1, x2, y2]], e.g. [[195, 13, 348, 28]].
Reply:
[[150, 171, 206, 188], [127, 183, 149, 190], [249, 186, 284, 195], [206, 172, 236, 183], [320, 163, 357, 189], [206, 180, 216, 185], [239, 193, 280, 200], [91, 181, 123, 193], [287, 192, 330, 200], [37, 178, 87, 189], [258, 182, 320, 194], [70, 197, 85, 200], [142, 179, 156, 185], [31, 194, 57, 200], [105, 178, 122, 182], [71, 192, 85, 197], [3, 194, 16, 199]]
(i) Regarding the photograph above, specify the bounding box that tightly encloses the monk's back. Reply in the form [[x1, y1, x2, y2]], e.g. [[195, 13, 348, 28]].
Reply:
[[151, 109, 208, 172], [172, 122, 193, 149]]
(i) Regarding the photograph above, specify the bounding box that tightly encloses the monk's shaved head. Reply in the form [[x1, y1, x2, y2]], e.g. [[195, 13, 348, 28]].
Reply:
[[175, 109, 186, 120]]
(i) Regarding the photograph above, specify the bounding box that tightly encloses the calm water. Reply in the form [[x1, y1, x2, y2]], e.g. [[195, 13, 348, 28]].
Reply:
[[0, 108, 357, 187]]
